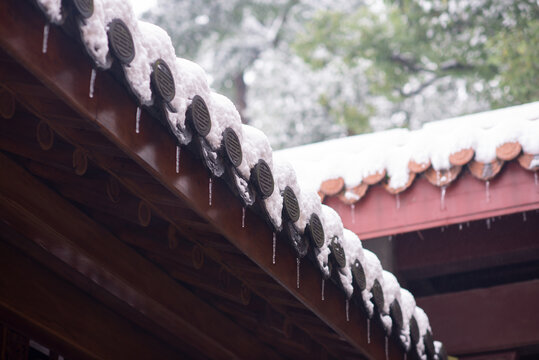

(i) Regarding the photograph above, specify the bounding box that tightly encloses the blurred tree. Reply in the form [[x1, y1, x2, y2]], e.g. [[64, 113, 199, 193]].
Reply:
[[143, 0, 362, 148], [294, 0, 539, 131]]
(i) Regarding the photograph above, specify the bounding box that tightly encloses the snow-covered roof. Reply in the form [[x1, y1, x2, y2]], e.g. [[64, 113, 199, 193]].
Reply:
[[33, 0, 443, 356], [276, 102, 539, 204]]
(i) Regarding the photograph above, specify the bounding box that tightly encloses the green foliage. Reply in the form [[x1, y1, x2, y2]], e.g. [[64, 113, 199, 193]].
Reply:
[[295, 0, 539, 128]]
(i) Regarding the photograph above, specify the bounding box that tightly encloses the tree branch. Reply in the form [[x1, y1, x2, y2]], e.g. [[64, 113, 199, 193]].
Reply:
[[398, 75, 446, 97], [270, 0, 300, 47]]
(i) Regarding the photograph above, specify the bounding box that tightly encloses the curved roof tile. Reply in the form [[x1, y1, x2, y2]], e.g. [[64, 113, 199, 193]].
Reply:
[[277, 102, 539, 205]]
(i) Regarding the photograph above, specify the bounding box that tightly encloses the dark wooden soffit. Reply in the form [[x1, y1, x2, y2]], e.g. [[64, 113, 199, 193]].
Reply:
[[328, 161, 539, 240], [417, 280, 539, 356], [394, 210, 539, 280], [0, 0, 400, 358], [0, 153, 281, 360], [0, 240, 183, 360]]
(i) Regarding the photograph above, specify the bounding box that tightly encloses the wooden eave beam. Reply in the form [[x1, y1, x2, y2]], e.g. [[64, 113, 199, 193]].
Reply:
[[0, 1, 402, 357], [328, 162, 539, 239], [394, 210, 539, 279], [0, 154, 282, 360], [416, 280, 539, 355]]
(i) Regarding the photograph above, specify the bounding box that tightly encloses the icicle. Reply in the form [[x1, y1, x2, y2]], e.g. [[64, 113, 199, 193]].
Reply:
[[208, 177, 213, 206], [388, 235, 393, 242], [459, 223, 463, 231], [345, 299, 350, 322], [241, 207, 246, 228], [436, 171, 441, 186], [321, 279, 325, 301], [441, 226, 445, 232], [351, 203, 356, 224], [467, 221, 470, 227], [395, 193, 400, 209], [486, 218, 491, 230], [175, 146, 180, 173], [367, 318, 371, 344], [135, 107, 141, 134], [385, 336, 389, 360], [42, 24, 50, 54], [404, 352, 407, 360], [485, 180, 490, 202], [272, 232, 276, 265], [523, 212, 527, 222], [296, 258, 300, 289], [89, 68, 96, 98], [440, 186, 447, 210], [535, 172, 538, 190]]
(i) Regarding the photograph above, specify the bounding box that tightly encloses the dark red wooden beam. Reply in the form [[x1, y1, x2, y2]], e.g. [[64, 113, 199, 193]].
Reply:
[[394, 211, 539, 279], [459, 351, 517, 360], [327, 162, 539, 239], [0, 1, 402, 358], [0, 240, 183, 360], [416, 280, 539, 355]]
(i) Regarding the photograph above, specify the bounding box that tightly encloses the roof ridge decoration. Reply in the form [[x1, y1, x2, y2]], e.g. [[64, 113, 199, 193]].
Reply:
[[276, 102, 539, 205], [30, 0, 446, 358]]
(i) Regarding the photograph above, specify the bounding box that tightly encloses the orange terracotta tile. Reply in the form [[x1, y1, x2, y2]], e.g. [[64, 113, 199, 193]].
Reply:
[[363, 170, 386, 185], [496, 141, 522, 161], [383, 172, 416, 195], [449, 148, 474, 166], [319, 177, 345, 196], [408, 159, 430, 174], [517, 153, 539, 171], [468, 159, 504, 180], [424, 166, 462, 187], [337, 183, 368, 205]]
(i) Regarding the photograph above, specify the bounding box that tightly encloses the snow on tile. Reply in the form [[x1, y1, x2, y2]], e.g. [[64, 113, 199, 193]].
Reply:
[[434, 341, 444, 360], [238, 124, 273, 179], [361, 249, 384, 317], [296, 190, 322, 232], [206, 92, 243, 151], [380, 270, 402, 333], [399, 288, 416, 350], [237, 125, 282, 228], [79, 0, 138, 69], [414, 306, 432, 359], [172, 57, 211, 139], [314, 205, 343, 278], [37, 0, 63, 23], [276, 102, 539, 192], [340, 229, 366, 298], [341, 229, 365, 266]]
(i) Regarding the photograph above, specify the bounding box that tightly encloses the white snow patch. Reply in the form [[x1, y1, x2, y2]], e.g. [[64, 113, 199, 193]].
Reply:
[[296, 190, 322, 232], [206, 92, 243, 151], [79, 0, 137, 69], [380, 270, 401, 333], [361, 249, 384, 317], [341, 229, 365, 267], [238, 124, 273, 179], [273, 158, 301, 197], [172, 57, 211, 136], [314, 205, 343, 278], [399, 288, 416, 350], [37, 0, 63, 23], [434, 341, 443, 359], [414, 307, 432, 359]]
